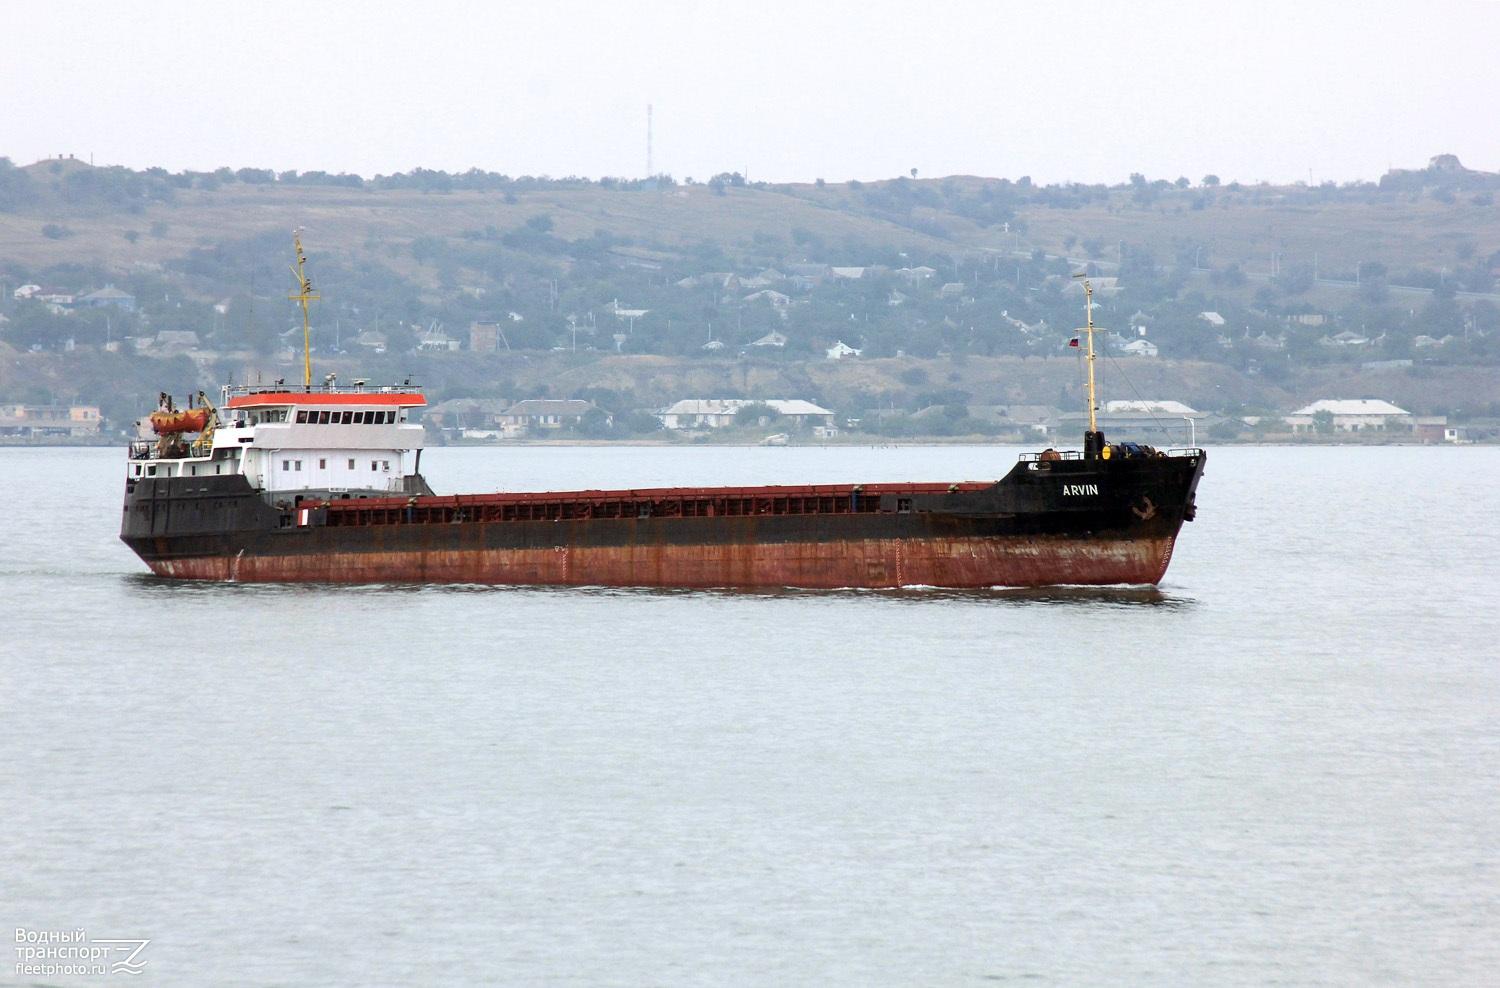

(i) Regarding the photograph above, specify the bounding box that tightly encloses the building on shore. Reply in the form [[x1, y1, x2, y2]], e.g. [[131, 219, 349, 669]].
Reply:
[[1059, 400, 1206, 446], [498, 399, 607, 436], [1284, 399, 1412, 434], [0, 404, 102, 437], [657, 399, 835, 431]]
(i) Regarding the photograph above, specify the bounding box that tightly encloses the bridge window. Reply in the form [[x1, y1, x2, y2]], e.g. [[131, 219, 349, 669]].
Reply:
[[294, 460, 302, 471], [340, 411, 352, 424], [282, 459, 289, 471], [371, 461, 378, 471], [347, 458, 355, 469], [353, 412, 365, 424], [296, 411, 309, 423], [319, 458, 327, 469]]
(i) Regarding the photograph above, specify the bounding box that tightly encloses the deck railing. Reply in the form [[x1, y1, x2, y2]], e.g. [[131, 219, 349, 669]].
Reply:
[[223, 382, 423, 398]]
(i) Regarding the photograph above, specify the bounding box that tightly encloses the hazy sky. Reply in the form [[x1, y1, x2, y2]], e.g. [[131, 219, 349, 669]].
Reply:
[[5, 1, 1498, 185]]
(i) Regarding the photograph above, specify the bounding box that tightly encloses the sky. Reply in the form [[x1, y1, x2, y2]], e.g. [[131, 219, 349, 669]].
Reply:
[[4, 1, 1499, 186]]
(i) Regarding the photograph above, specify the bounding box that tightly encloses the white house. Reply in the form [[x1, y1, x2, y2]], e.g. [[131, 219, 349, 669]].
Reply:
[[742, 289, 792, 309], [1104, 400, 1203, 418], [1284, 399, 1412, 433], [609, 298, 650, 320], [499, 399, 605, 435], [1319, 330, 1371, 348], [749, 330, 788, 348], [826, 340, 862, 359], [352, 330, 387, 354], [1197, 311, 1226, 327], [417, 325, 461, 352], [657, 399, 835, 430], [1121, 338, 1159, 357]]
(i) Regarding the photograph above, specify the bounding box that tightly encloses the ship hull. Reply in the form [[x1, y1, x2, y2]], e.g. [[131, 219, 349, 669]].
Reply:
[[136, 531, 1181, 588], [121, 452, 1204, 589]]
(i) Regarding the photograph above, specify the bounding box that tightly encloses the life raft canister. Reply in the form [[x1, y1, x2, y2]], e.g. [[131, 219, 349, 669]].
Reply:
[[149, 408, 210, 435]]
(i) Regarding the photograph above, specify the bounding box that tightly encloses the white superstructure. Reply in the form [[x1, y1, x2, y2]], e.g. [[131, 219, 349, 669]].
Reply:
[[127, 384, 427, 496]]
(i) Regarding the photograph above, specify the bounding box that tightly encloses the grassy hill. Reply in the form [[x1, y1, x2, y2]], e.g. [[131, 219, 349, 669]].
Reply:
[[2, 155, 1499, 431], [4, 157, 1498, 292]]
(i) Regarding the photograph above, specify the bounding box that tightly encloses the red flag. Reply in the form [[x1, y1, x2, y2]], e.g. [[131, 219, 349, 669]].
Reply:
[[1068, 337, 1080, 348]]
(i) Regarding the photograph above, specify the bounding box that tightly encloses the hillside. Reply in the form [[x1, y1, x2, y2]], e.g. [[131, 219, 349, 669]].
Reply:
[[4, 157, 1499, 288], [2, 154, 1499, 432]]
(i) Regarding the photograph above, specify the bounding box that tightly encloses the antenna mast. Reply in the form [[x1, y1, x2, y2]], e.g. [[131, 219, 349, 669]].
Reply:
[[288, 229, 320, 388], [1072, 272, 1106, 457], [1083, 277, 1098, 434], [646, 103, 653, 177]]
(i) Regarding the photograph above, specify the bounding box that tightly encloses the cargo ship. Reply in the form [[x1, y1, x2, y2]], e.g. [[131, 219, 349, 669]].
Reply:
[[119, 237, 1204, 588]]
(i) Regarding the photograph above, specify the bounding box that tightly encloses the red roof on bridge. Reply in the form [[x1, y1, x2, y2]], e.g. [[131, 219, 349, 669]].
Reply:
[[226, 392, 426, 409]]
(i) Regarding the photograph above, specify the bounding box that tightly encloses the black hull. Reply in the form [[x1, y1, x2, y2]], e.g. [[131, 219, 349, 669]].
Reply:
[[121, 453, 1205, 588]]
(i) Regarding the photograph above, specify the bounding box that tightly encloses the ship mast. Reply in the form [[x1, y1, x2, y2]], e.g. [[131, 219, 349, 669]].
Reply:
[[1075, 274, 1106, 458], [1083, 276, 1098, 433], [288, 230, 320, 388]]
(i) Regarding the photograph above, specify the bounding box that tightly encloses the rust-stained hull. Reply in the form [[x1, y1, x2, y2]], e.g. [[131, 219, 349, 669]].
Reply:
[[140, 532, 1180, 588], [121, 451, 1205, 589]]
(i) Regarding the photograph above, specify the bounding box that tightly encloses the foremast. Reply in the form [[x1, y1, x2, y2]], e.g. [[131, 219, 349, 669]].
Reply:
[[1075, 274, 1106, 459]]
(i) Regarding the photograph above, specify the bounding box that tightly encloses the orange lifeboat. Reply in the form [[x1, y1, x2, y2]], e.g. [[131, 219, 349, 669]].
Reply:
[[149, 408, 210, 434]]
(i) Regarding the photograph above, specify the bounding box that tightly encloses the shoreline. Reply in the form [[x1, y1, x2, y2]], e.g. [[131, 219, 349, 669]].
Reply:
[[2, 436, 1492, 450]]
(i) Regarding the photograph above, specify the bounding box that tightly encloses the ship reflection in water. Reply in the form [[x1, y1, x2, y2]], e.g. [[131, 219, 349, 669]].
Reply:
[[123, 571, 1192, 608]]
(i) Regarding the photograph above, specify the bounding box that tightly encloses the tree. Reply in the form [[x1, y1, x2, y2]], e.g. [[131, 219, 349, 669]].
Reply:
[[735, 403, 785, 429], [1313, 410, 1335, 435], [1202, 174, 1220, 187], [573, 407, 614, 438], [1175, 176, 1190, 189], [385, 323, 418, 354], [1275, 263, 1316, 296], [1211, 263, 1247, 288], [1358, 277, 1389, 305], [1209, 418, 1242, 441]]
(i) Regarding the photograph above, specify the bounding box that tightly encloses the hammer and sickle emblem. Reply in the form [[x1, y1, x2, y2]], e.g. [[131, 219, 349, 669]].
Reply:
[[1131, 496, 1157, 521]]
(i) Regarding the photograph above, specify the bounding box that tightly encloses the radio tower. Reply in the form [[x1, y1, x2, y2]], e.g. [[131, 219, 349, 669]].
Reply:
[[646, 103, 653, 177]]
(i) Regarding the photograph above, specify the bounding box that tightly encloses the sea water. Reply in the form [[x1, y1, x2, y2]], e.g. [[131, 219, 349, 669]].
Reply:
[[2, 444, 1496, 985]]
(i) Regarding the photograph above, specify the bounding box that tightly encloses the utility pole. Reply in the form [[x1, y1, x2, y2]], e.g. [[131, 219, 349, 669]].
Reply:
[[646, 104, 653, 177]]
